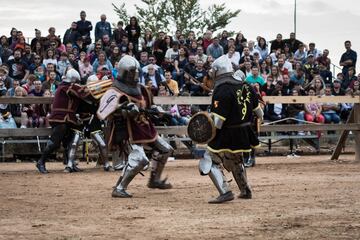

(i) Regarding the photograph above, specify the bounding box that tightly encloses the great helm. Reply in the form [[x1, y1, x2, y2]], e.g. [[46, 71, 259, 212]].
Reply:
[[114, 55, 141, 96], [62, 68, 81, 83], [210, 55, 234, 80]]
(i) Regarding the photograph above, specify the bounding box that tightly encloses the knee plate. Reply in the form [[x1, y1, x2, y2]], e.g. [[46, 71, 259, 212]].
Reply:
[[199, 150, 212, 175], [149, 137, 173, 164], [128, 144, 149, 168]]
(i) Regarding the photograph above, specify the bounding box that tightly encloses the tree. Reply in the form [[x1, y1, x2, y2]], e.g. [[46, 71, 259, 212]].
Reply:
[[112, 0, 240, 35]]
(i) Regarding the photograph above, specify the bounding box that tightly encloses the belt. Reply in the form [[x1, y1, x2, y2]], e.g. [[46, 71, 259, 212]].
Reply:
[[225, 122, 251, 128]]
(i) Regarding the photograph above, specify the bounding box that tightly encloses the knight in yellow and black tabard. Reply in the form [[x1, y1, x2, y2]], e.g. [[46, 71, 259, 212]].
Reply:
[[97, 55, 173, 198], [197, 55, 264, 204]]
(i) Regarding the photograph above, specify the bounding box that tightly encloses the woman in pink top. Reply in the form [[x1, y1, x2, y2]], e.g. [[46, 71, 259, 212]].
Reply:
[[304, 87, 325, 123]]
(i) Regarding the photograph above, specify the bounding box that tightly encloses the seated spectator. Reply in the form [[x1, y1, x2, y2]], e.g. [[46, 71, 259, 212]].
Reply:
[[352, 80, 360, 94], [22, 74, 37, 93], [287, 88, 305, 122], [6, 80, 19, 97], [262, 75, 275, 96], [10, 86, 31, 128], [290, 67, 305, 87], [79, 57, 93, 81], [163, 70, 179, 96], [28, 80, 44, 96], [340, 89, 353, 122], [92, 51, 113, 74], [57, 52, 71, 77], [113, 21, 127, 45], [241, 61, 252, 77], [138, 51, 149, 68], [321, 85, 341, 124], [307, 42, 322, 58], [276, 57, 293, 75], [303, 54, 318, 83], [169, 104, 189, 126], [318, 61, 332, 85], [141, 64, 165, 96], [173, 46, 188, 88], [245, 65, 266, 86], [42, 71, 58, 94], [312, 76, 325, 96], [0, 65, 13, 89], [43, 48, 57, 67], [226, 45, 240, 69], [268, 65, 283, 84], [6, 48, 29, 82], [239, 47, 254, 67], [293, 43, 307, 64], [266, 89, 287, 121], [164, 40, 179, 66], [269, 48, 281, 65], [283, 32, 302, 53], [142, 55, 163, 75], [255, 37, 268, 60], [331, 79, 345, 96], [304, 87, 325, 123], [189, 60, 207, 96], [344, 67, 358, 90], [281, 74, 292, 95], [206, 37, 224, 59], [194, 45, 207, 63]]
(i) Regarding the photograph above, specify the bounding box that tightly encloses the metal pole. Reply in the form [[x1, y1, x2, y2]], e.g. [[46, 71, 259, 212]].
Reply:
[[294, 0, 297, 35]]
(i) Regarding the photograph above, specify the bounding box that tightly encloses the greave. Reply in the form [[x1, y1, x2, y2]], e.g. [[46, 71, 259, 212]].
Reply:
[[232, 163, 250, 193], [39, 140, 57, 164], [208, 164, 230, 195], [116, 160, 147, 191], [67, 132, 81, 168], [91, 132, 109, 165]]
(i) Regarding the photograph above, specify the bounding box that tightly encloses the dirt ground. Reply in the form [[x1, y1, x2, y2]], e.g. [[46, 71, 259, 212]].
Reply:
[[0, 154, 360, 240]]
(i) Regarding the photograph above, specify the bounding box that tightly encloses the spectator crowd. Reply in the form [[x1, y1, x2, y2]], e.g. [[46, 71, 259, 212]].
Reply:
[[0, 10, 358, 130]]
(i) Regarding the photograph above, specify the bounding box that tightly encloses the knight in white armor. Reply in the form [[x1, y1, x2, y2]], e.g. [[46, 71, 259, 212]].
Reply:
[[97, 55, 173, 198]]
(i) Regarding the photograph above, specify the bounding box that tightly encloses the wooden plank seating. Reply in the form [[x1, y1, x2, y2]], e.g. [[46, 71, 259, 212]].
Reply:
[[0, 96, 359, 161]]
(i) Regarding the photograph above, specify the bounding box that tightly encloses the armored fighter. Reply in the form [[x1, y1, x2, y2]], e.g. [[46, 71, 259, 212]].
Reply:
[[97, 55, 173, 198], [188, 55, 263, 203]]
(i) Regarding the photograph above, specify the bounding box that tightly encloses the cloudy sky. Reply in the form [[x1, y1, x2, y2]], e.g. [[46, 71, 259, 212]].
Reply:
[[1, 0, 359, 72]]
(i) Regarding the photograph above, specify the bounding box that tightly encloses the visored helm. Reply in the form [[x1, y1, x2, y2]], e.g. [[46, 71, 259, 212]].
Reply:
[[117, 55, 140, 87], [210, 55, 234, 80]]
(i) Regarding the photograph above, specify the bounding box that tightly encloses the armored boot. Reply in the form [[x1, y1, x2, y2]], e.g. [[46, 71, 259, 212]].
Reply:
[[208, 164, 234, 204], [147, 157, 172, 189], [232, 162, 252, 199], [65, 131, 82, 173], [112, 159, 148, 198]]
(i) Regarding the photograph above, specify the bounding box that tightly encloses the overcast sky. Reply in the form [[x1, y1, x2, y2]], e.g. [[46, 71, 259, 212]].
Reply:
[[1, 0, 359, 72]]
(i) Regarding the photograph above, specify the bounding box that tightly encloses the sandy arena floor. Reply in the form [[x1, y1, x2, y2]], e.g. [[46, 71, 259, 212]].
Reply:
[[0, 154, 359, 240]]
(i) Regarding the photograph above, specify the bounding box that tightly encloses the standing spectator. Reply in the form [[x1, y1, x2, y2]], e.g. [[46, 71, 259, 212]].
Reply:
[[95, 14, 112, 41], [270, 33, 284, 53], [112, 21, 127, 45], [6, 49, 29, 82], [125, 16, 141, 51], [63, 22, 79, 45], [8, 28, 18, 47], [339, 40, 357, 76], [321, 85, 341, 124], [234, 32, 247, 55], [283, 32, 302, 53], [76, 11, 93, 45]]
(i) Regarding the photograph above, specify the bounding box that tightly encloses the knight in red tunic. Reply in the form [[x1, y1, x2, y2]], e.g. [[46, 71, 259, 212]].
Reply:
[[35, 68, 91, 173], [97, 55, 173, 198]]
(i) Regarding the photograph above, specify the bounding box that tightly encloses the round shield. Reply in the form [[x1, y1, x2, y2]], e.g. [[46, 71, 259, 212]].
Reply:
[[187, 112, 216, 144]]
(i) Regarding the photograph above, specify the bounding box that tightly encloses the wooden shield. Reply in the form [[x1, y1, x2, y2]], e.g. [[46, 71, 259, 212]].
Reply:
[[187, 112, 216, 144]]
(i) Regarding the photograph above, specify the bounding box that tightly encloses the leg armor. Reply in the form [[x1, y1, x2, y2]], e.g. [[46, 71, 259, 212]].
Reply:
[[199, 150, 234, 204], [112, 144, 149, 198], [90, 131, 111, 171], [112, 141, 130, 171], [65, 130, 82, 173], [222, 152, 252, 199], [147, 137, 173, 189], [36, 124, 67, 173]]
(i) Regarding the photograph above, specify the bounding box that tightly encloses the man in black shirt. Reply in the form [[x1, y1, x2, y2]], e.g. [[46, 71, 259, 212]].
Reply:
[[283, 32, 302, 53], [340, 40, 357, 76], [7, 49, 29, 82], [76, 11, 93, 45]]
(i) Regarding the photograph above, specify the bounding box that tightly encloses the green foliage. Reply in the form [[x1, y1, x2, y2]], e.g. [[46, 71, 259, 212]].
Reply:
[[112, 0, 240, 36]]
